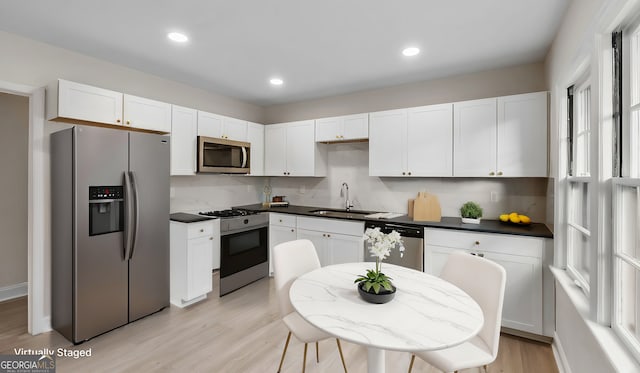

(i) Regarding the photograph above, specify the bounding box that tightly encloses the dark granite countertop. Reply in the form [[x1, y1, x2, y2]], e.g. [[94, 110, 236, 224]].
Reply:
[[233, 203, 553, 239], [169, 212, 215, 223]]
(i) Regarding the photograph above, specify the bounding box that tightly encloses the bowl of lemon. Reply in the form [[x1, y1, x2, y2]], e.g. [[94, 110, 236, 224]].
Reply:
[[499, 212, 532, 225]]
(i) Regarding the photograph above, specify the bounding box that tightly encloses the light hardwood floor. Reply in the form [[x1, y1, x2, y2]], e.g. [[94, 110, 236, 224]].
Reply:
[[1, 273, 559, 373]]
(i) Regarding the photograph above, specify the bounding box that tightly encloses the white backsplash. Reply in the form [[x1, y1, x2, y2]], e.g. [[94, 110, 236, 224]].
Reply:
[[171, 142, 548, 222], [170, 174, 264, 213]]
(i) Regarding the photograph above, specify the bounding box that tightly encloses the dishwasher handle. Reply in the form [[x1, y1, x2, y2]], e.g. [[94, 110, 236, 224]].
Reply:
[[365, 222, 423, 238]]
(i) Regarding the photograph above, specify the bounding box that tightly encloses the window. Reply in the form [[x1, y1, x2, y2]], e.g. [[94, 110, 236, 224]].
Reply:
[[566, 78, 593, 293], [613, 20, 640, 361]]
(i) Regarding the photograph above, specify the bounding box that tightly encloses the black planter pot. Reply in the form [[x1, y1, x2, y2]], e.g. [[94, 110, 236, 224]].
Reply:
[[357, 282, 396, 304]]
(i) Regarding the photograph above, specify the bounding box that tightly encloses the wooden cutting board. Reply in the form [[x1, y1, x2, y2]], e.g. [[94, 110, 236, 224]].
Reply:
[[413, 192, 441, 222]]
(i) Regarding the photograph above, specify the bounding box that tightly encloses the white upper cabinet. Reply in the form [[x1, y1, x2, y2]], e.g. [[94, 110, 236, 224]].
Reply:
[[197, 111, 247, 141], [369, 109, 406, 176], [123, 94, 172, 133], [196, 111, 223, 138], [49, 79, 172, 133], [222, 116, 248, 141], [52, 79, 123, 126], [453, 98, 497, 176], [407, 104, 453, 176], [264, 120, 327, 176], [247, 122, 265, 176], [264, 125, 287, 176], [453, 92, 548, 177], [170, 105, 198, 175], [369, 104, 453, 177], [315, 113, 369, 142], [496, 92, 548, 177]]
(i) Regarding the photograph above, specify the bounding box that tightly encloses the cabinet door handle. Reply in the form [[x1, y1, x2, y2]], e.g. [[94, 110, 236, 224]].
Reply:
[[497, 171, 503, 176], [402, 172, 406, 175], [408, 171, 412, 175], [200, 229, 204, 232], [116, 119, 121, 123], [489, 171, 495, 176], [327, 234, 331, 238], [291, 229, 294, 232], [209, 237, 213, 240], [475, 241, 480, 245], [279, 219, 283, 223], [126, 120, 131, 125]]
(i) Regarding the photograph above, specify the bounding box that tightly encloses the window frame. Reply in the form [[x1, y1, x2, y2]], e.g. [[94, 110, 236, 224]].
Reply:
[[611, 16, 640, 362], [566, 76, 594, 294]]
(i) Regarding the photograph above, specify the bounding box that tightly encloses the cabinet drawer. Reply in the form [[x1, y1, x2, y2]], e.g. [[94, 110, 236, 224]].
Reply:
[[297, 216, 363, 236], [187, 221, 214, 239], [425, 228, 542, 258], [270, 213, 296, 227]]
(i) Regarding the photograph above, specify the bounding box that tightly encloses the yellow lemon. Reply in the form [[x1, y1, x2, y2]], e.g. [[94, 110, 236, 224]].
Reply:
[[499, 214, 509, 222], [519, 215, 531, 224], [509, 214, 521, 224], [509, 212, 519, 219]]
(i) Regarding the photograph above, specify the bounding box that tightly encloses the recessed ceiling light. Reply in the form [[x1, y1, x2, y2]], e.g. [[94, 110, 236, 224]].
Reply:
[[270, 78, 284, 86], [402, 47, 420, 57], [167, 32, 189, 43]]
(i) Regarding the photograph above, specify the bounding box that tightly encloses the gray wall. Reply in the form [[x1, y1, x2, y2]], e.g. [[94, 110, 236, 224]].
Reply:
[[263, 62, 546, 123], [0, 93, 29, 288]]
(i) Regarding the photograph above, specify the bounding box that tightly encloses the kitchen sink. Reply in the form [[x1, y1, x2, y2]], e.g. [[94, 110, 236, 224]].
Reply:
[[309, 208, 378, 219]]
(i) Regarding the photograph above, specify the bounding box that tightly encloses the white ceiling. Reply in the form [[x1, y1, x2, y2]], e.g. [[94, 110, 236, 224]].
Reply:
[[0, 0, 569, 106]]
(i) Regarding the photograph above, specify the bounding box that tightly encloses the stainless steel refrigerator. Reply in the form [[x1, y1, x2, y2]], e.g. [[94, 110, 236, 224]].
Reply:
[[51, 125, 170, 344]]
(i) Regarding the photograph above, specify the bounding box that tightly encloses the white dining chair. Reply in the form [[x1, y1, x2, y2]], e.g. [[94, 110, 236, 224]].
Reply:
[[408, 251, 507, 373], [273, 239, 348, 373]]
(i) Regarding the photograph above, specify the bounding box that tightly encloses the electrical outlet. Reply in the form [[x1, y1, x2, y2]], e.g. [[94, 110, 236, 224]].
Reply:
[[490, 191, 498, 202]]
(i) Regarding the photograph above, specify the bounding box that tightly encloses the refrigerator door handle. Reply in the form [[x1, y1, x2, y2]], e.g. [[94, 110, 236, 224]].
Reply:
[[241, 146, 247, 168], [123, 172, 134, 260], [129, 171, 140, 260]]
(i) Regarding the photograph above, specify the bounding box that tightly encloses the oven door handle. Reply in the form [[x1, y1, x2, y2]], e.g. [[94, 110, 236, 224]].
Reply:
[[221, 224, 268, 236]]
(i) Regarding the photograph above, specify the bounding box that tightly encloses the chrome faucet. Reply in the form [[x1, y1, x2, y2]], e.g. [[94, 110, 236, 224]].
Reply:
[[340, 182, 354, 211]]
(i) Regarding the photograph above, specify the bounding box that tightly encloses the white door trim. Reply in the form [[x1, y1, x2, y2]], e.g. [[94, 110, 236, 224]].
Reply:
[[0, 80, 49, 335]]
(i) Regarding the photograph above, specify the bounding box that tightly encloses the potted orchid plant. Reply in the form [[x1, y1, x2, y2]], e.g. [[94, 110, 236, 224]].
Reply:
[[355, 227, 404, 303]]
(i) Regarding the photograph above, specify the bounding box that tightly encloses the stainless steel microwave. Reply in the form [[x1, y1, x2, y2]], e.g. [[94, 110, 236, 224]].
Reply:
[[197, 136, 250, 174]]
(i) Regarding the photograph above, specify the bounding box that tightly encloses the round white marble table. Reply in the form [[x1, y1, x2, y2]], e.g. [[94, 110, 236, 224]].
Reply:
[[289, 262, 484, 373]]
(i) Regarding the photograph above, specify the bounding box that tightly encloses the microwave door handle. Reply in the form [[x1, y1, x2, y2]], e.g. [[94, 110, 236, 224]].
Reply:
[[123, 172, 134, 260], [241, 146, 247, 168]]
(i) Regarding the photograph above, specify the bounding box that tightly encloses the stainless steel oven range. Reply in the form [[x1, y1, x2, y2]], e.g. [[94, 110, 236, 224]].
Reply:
[[199, 209, 268, 296]]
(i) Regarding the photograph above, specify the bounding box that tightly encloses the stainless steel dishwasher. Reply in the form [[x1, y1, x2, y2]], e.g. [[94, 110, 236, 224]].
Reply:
[[364, 221, 424, 271]]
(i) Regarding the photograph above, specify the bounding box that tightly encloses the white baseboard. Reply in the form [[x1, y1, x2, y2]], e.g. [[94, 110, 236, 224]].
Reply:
[[0, 282, 28, 302], [552, 331, 572, 373], [42, 316, 52, 332]]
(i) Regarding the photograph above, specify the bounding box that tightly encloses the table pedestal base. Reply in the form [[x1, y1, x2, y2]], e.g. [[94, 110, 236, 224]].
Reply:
[[367, 347, 385, 373]]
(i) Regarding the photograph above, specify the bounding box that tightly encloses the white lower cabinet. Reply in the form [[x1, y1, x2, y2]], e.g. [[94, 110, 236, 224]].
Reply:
[[268, 213, 297, 276], [425, 228, 549, 336], [170, 220, 219, 308], [296, 217, 364, 267]]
